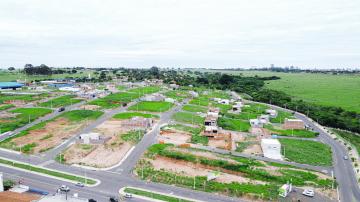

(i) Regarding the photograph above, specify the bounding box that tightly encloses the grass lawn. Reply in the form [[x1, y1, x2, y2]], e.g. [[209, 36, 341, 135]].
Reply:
[[189, 97, 209, 106], [182, 105, 207, 113], [164, 90, 189, 101], [172, 112, 204, 125], [39, 95, 82, 108], [0, 157, 96, 185], [279, 139, 332, 166], [113, 112, 159, 119], [88, 92, 140, 108], [121, 130, 145, 144], [116, 85, 126, 91], [165, 124, 203, 134], [264, 125, 318, 138], [129, 101, 173, 112], [0, 104, 14, 111], [270, 110, 294, 123], [0, 108, 52, 133], [332, 129, 360, 156], [124, 187, 194, 202], [59, 110, 103, 121], [218, 117, 250, 132], [128, 86, 161, 95]]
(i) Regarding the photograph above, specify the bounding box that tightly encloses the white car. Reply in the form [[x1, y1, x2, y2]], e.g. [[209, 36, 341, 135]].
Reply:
[[124, 193, 133, 198], [302, 189, 315, 197], [60, 185, 70, 192]]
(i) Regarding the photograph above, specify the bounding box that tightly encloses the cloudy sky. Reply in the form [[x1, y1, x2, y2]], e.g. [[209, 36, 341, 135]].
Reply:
[[0, 0, 359, 69]]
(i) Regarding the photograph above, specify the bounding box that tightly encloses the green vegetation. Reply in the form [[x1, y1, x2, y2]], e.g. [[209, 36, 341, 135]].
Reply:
[[172, 112, 204, 125], [121, 130, 145, 144], [332, 129, 360, 155], [270, 110, 294, 123], [279, 139, 332, 166], [235, 141, 254, 153], [0, 157, 97, 185], [218, 117, 250, 132], [264, 125, 318, 138], [129, 101, 173, 112], [124, 187, 194, 202], [0, 110, 102, 153], [128, 86, 161, 95], [116, 85, 126, 91], [189, 97, 209, 106], [0, 108, 52, 133], [191, 134, 208, 145], [139, 144, 333, 200], [39, 95, 82, 108], [182, 105, 207, 113], [60, 110, 103, 121], [164, 90, 188, 101], [0, 104, 14, 111], [113, 112, 159, 119], [88, 92, 141, 108], [165, 124, 202, 134], [0, 70, 95, 82], [0, 93, 48, 104]]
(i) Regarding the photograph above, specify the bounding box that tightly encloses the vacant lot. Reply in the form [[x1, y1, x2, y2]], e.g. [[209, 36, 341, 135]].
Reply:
[[270, 110, 294, 123], [182, 105, 207, 113], [136, 144, 335, 200], [0, 93, 48, 104], [172, 112, 204, 125], [39, 95, 82, 108], [264, 124, 318, 138], [129, 101, 173, 112], [0, 108, 52, 133], [279, 139, 332, 166], [113, 112, 159, 119], [0, 110, 103, 154], [0, 104, 14, 111], [164, 90, 189, 101], [88, 92, 140, 108], [218, 117, 250, 132], [128, 86, 161, 95]]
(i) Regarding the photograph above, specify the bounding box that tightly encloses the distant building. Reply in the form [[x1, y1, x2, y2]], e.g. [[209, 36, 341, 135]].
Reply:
[[0, 82, 24, 90], [250, 119, 263, 128], [261, 138, 282, 160], [266, 109, 278, 118], [164, 98, 175, 103], [282, 118, 305, 130], [204, 115, 217, 126]]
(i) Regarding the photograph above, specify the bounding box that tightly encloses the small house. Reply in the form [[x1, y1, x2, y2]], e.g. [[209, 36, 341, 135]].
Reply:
[[261, 138, 282, 160], [250, 119, 263, 127], [266, 109, 278, 118], [282, 118, 305, 130]]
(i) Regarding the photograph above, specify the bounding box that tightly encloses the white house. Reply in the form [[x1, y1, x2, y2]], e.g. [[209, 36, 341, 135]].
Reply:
[[189, 91, 199, 98], [165, 97, 175, 103], [250, 119, 263, 127], [259, 115, 270, 124], [59, 87, 80, 92], [266, 109, 278, 118], [261, 138, 282, 160], [79, 132, 100, 144]]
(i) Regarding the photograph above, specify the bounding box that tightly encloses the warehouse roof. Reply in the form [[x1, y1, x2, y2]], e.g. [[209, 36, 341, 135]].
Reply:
[[0, 82, 24, 89]]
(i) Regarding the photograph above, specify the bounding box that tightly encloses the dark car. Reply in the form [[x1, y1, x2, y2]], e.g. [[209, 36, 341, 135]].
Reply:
[[58, 107, 65, 112], [88, 199, 97, 202], [109, 196, 119, 202]]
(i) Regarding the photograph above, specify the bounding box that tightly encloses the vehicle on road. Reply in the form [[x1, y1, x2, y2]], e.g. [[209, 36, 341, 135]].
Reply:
[[88, 199, 97, 202], [344, 155, 349, 160], [302, 189, 315, 197], [59, 185, 70, 192], [109, 196, 119, 202], [58, 107, 65, 112], [75, 182, 84, 187], [124, 193, 133, 198]]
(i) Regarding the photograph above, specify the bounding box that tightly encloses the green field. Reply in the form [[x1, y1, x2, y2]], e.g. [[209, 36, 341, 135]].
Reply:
[[0, 104, 14, 111], [332, 129, 360, 156], [172, 112, 205, 125], [0, 93, 48, 104], [279, 139, 332, 166], [182, 105, 208, 113], [88, 92, 140, 108], [129, 101, 173, 112], [164, 90, 189, 101], [264, 125, 318, 138], [121, 130, 145, 144], [0, 110, 103, 153], [0, 70, 95, 82], [39, 95, 82, 108], [128, 86, 161, 95], [113, 112, 159, 119], [218, 117, 251, 132], [0, 108, 52, 133]]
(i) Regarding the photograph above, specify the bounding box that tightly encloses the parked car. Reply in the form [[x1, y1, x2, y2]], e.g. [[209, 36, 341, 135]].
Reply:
[[59, 185, 70, 192], [124, 193, 133, 198], [88, 199, 97, 202], [58, 107, 65, 112], [75, 182, 84, 187], [344, 155, 349, 160], [109, 196, 119, 202], [302, 189, 315, 197]]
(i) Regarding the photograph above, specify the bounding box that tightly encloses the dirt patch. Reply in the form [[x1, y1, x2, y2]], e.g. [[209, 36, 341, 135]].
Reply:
[[150, 156, 265, 184], [95, 119, 129, 137], [12, 118, 86, 153], [65, 142, 132, 168], [242, 143, 262, 155], [159, 130, 191, 145], [80, 105, 101, 110]]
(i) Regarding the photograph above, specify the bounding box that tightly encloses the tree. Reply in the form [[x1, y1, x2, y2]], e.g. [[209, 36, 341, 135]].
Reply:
[[8, 67, 15, 71]]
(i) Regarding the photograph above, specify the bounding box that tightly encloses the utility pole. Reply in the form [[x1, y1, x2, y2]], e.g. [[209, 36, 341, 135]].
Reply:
[[193, 176, 196, 190]]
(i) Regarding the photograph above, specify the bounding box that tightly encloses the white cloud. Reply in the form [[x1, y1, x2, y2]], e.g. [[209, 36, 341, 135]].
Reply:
[[0, 0, 359, 68]]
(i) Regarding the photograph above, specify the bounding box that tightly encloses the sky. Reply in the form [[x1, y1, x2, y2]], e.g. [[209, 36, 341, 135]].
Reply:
[[0, 0, 359, 69]]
